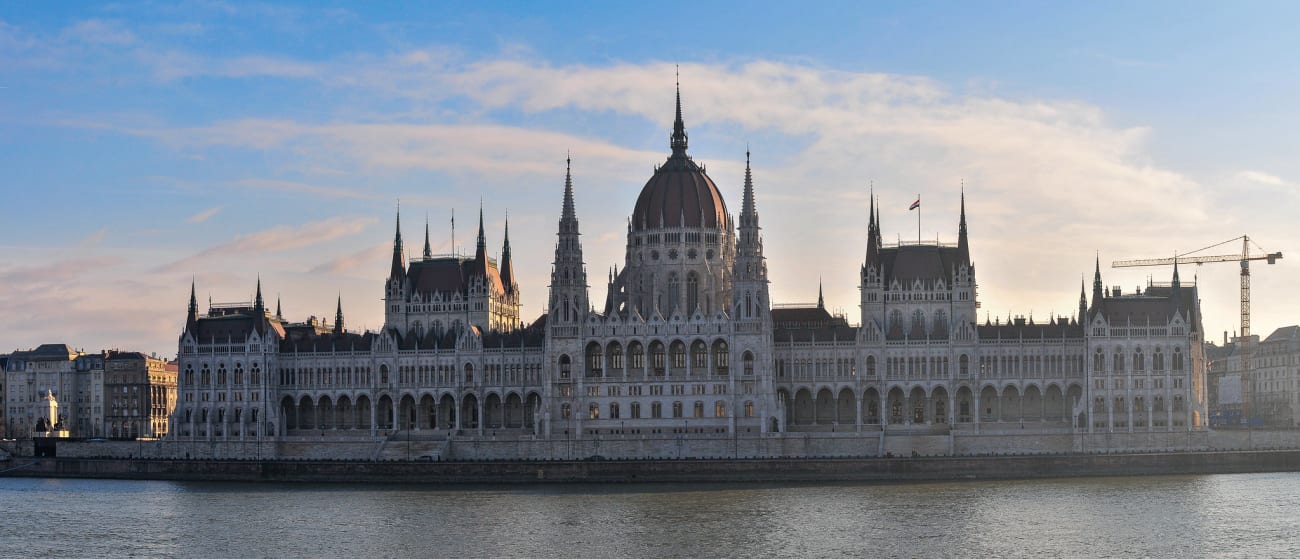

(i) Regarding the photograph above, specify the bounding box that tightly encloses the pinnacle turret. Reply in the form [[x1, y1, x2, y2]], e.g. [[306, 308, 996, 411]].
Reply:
[[1092, 253, 1104, 305], [500, 215, 516, 294], [186, 279, 199, 332], [334, 295, 345, 334], [957, 188, 970, 266], [423, 215, 432, 260], [390, 207, 406, 280], [670, 70, 689, 157]]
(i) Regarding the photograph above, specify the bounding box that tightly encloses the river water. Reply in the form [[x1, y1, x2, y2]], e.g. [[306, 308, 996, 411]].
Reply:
[[2, 473, 1296, 558]]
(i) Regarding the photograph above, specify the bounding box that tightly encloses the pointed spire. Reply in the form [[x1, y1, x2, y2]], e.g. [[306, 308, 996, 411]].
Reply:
[[390, 205, 406, 280], [186, 279, 199, 331], [1079, 276, 1088, 322], [276, 296, 282, 320], [500, 213, 516, 293], [670, 67, 688, 157], [254, 275, 264, 311], [740, 148, 757, 227], [561, 153, 576, 223], [874, 195, 883, 252], [474, 201, 488, 273], [957, 185, 970, 265], [423, 214, 432, 260], [1092, 252, 1104, 305], [817, 278, 825, 309], [866, 187, 879, 267], [334, 294, 345, 335], [1172, 257, 1181, 290]]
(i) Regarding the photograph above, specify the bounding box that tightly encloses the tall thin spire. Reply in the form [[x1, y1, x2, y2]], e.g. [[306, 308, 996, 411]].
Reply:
[[254, 275, 264, 311], [817, 278, 825, 309], [740, 148, 757, 227], [957, 186, 971, 265], [670, 67, 688, 157], [390, 205, 406, 280], [423, 213, 432, 260], [186, 279, 199, 332], [275, 295, 282, 319], [500, 213, 516, 293], [561, 153, 577, 225], [1079, 277, 1088, 322], [1092, 253, 1104, 304], [334, 294, 345, 334], [866, 187, 879, 267], [474, 201, 488, 272]]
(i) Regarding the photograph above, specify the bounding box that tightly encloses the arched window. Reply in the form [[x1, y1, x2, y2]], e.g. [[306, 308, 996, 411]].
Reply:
[[216, 364, 227, 385], [890, 310, 904, 333], [609, 402, 620, 419], [744, 401, 754, 418], [911, 310, 926, 336], [464, 363, 474, 383], [715, 401, 726, 418], [933, 310, 948, 336], [668, 273, 681, 314], [652, 401, 663, 418], [1172, 348, 1184, 371], [586, 342, 603, 377], [234, 364, 244, 385], [745, 292, 753, 318], [743, 351, 755, 376], [650, 342, 666, 374], [631, 402, 641, 419], [184, 365, 194, 386], [1153, 348, 1165, 371], [866, 355, 877, 376], [588, 403, 599, 420], [1113, 351, 1124, 373], [713, 340, 729, 374], [694, 401, 705, 418], [561, 403, 571, 419], [629, 342, 644, 370], [1134, 347, 1145, 371], [1094, 349, 1105, 372], [559, 354, 572, 379], [692, 341, 708, 369], [380, 364, 389, 384], [672, 401, 683, 418], [608, 342, 624, 373], [686, 272, 700, 313], [959, 354, 970, 376], [670, 341, 687, 370]]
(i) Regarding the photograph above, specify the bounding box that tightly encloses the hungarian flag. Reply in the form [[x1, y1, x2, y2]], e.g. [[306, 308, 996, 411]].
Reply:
[[909, 198, 920, 210]]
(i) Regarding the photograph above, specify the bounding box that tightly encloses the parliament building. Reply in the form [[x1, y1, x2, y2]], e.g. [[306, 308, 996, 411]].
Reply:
[[172, 89, 1209, 459]]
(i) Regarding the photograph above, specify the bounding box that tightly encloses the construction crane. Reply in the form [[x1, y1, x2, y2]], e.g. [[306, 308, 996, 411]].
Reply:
[[1112, 235, 1282, 423]]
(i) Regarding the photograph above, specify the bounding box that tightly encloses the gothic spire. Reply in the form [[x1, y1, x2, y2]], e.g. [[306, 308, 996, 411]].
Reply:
[[334, 294, 345, 335], [957, 187, 970, 265], [561, 154, 578, 229], [817, 278, 825, 309], [1079, 277, 1088, 322], [186, 279, 199, 332], [740, 148, 757, 227], [670, 68, 688, 157], [276, 296, 282, 320], [390, 206, 406, 280], [254, 275, 264, 311], [423, 214, 432, 260], [550, 155, 588, 327], [1092, 253, 1104, 304], [874, 195, 883, 252], [474, 201, 488, 273], [866, 188, 879, 267], [500, 213, 516, 293]]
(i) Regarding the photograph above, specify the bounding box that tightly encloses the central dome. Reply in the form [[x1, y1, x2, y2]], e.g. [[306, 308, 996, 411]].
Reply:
[[630, 86, 729, 231]]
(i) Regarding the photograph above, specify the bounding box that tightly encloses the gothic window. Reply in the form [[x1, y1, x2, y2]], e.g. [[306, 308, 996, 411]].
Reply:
[[234, 364, 244, 385], [608, 342, 624, 372], [686, 272, 700, 313], [959, 354, 970, 376], [1172, 348, 1184, 372], [652, 401, 663, 418], [631, 402, 641, 419], [380, 364, 390, 384], [670, 341, 686, 370], [672, 401, 683, 418], [694, 401, 705, 418], [609, 402, 619, 419], [715, 401, 726, 418], [866, 355, 877, 376], [1113, 351, 1124, 373], [464, 363, 474, 383], [712, 341, 729, 374], [890, 309, 904, 333], [743, 351, 754, 376], [562, 296, 571, 322], [561, 404, 571, 419], [650, 342, 666, 374], [744, 401, 754, 418], [1094, 349, 1105, 373], [933, 310, 948, 336], [1153, 348, 1165, 371], [745, 292, 753, 318], [201, 365, 211, 386], [184, 366, 194, 386], [588, 403, 599, 420], [629, 343, 645, 370], [217, 364, 227, 385], [586, 342, 603, 377], [1133, 347, 1145, 372], [692, 341, 708, 369], [559, 354, 571, 379], [668, 273, 681, 314]]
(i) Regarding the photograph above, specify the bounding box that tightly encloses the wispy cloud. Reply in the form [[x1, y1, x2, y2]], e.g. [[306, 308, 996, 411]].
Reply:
[[1237, 170, 1290, 187], [187, 205, 223, 223], [60, 19, 136, 45], [231, 178, 372, 200], [309, 242, 389, 275], [161, 216, 376, 273]]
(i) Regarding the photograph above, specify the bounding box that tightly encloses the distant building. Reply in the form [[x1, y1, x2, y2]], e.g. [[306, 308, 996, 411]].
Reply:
[[1208, 327, 1300, 428], [0, 354, 7, 437], [104, 351, 178, 438], [4, 344, 102, 438]]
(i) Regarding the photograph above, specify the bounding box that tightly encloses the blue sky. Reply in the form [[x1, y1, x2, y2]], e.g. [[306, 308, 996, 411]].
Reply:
[[2, 1, 1298, 355]]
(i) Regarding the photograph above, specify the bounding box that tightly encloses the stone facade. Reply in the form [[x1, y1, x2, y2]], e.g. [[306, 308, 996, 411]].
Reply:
[[104, 351, 178, 438], [4, 344, 102, 437], [171, 90, 1209, 458], [1207, 326, 1300, 427]]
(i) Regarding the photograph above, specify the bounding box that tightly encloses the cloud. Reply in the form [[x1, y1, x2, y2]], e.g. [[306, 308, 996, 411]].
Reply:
[[187, 205, 223, 223], [161, 216, 376, 273], [231, 178, 372, 200], [60, 19, 137, 46], [1237, 170, 1290, 187], [309, 242, 390, 275]]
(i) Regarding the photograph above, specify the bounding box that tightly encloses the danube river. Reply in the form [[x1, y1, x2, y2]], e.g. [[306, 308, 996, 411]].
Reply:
[[2, 473, 1296, 557]]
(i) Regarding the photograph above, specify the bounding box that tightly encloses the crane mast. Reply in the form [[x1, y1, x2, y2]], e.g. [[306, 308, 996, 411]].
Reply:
[[1112, 235, 1282, 425]]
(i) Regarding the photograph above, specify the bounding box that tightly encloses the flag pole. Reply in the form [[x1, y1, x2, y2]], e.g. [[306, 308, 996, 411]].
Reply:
[[916, 193, 921, 244]]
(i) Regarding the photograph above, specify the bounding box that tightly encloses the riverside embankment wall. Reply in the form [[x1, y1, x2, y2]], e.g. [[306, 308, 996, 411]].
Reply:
[[5, 450, 1300, 484]]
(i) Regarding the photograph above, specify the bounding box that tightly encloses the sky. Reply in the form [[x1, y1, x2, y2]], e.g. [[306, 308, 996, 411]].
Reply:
[[2, 1, 1299, 357]]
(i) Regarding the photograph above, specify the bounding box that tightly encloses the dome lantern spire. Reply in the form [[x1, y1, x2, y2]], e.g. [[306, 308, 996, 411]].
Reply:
[[670, 66, 688, 157]]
